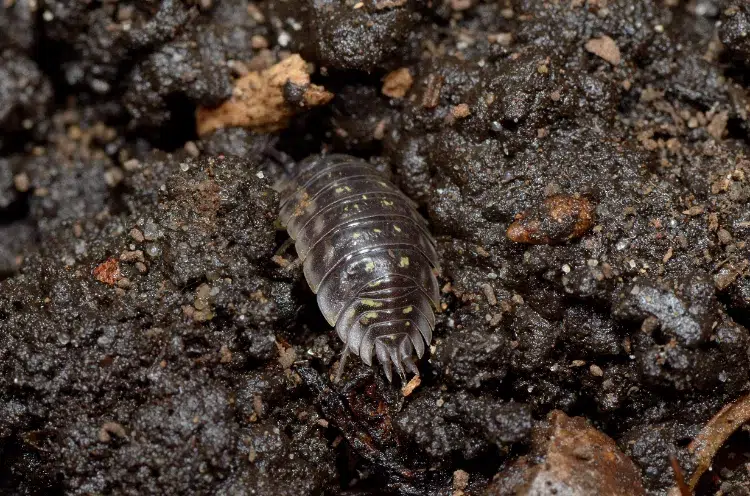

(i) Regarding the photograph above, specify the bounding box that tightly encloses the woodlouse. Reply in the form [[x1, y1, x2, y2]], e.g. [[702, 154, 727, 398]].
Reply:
[[276, 154, 440, 381]]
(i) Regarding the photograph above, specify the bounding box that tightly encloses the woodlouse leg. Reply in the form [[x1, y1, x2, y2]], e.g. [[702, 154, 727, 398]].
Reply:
[[274, 236, 295, 256], [284, 257, 302, 273], [333, 345, 351, 384], [403, 357, 419, 376]]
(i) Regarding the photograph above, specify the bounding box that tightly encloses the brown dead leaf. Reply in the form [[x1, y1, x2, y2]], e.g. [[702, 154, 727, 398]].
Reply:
[[196, 54, 333, 136], [488, 410, 645, 495]]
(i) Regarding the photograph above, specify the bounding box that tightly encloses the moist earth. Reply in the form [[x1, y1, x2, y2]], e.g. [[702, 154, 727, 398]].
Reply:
[[1, 1, 749, 495]]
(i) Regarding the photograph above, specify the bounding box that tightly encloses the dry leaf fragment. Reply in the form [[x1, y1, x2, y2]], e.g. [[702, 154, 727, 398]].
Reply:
[[196, 54, 333, 136], [585, 35, 621, 65]]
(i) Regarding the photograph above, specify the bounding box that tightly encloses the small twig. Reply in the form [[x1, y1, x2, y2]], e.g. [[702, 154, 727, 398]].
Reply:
[[669, 454, 691, 496]]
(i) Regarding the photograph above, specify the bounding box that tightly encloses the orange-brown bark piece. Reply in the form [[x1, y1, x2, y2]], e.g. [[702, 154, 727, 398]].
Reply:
[[196, 54, 333, 136], [93, 258, 122, 286], [401, 374, 421, 397], [507, 195, 595, 244]]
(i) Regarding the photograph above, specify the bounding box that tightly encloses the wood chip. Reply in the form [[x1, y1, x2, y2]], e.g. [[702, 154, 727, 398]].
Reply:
[[451, 103, 471, 119], [706, 110, 728, 141], [382, 68, 413, 98], [682, 205, 704, 216], [589, 364, 604, 377], [196, 54, 333, 136], [371, 0, 407, 9], [276, 340, 296, 369], [450, 0, 472, 10], [487, 33, 513, 46], [663, 246, 673, 263], [585, 35, 621, 65], [480, 283, 497, 305], [421, 73, 444, 108], [401, 374, 421, 397]]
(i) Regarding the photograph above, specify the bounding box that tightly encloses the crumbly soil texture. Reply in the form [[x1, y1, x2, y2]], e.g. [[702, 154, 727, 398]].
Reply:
[[1, 1, 750, 495]]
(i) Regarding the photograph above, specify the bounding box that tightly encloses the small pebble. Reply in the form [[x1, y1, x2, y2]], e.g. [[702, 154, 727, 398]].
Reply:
[[184, 141, 200, 157], [13, 173, 30, 192], [589, 364, 604, 377], [453, 469, 470, 492]]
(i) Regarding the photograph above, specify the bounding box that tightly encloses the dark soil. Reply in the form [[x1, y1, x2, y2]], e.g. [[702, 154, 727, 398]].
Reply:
[[1, 1, 749, 495]]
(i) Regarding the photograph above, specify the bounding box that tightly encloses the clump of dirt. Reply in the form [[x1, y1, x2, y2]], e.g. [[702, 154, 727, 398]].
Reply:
[[1, 1, 749, 495]]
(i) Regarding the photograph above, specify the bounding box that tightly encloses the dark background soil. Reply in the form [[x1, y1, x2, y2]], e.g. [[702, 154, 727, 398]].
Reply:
[[1, 1, 749, 495]]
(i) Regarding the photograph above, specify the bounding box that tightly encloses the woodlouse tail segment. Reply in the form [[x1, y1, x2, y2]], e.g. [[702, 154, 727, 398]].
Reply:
[[374, 334, 420, 382]]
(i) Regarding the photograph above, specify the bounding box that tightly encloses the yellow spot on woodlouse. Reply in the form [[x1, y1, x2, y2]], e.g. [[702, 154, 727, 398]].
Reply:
[[365, 261, 375, 272], [405, 321, 411, 326], [361, 299, 383, 307], [335, 187, 345, 193], [373, 228, 382, 233], [354, 204, 360, 210], [353, 232, 361, 239], [362, 195, 368, 199], [382, 200, 394, 207], [403, 306, 413, 314], [394, 225, 402, 232], [365, 312, 378, 319], [368, 280, 383, 287], [399, 256, 410, 267]]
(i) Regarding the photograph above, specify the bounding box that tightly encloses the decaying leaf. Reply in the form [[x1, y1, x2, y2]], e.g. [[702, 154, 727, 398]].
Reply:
[[488, 410, 646, 495], [196, 54, 333, 136]]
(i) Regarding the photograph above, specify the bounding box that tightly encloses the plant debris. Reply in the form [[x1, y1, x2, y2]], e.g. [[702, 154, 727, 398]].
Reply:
[[196, 55, 333, 136]]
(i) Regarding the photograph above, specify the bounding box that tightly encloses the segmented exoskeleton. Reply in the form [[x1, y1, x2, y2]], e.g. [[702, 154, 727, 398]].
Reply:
[[276, 154, 440, 381]]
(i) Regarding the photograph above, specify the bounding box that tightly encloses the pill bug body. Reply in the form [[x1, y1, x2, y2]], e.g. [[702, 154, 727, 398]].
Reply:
[[276, 154, 440, 381]]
